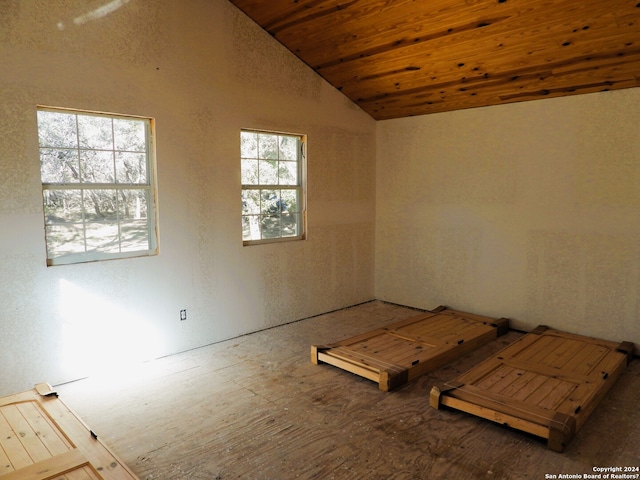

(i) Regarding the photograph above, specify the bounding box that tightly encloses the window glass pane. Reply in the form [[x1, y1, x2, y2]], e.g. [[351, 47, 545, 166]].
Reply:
[[279, 135, 297, 161], [114, 118, 146, 152], [258, 134, 278, 159], [260, 189, 280, 215], [80, 150, 115, 183], [260, 189, 282, 238], [121, 221, 149, 252], [241, 131, 258, 158], [241, 159, 259, 185], [45, 224, 85, 256], [242, 215, 261, 241], [118, 189, 148, 220], [43, 190, 83, 223], [83, 189, 118, 222], [260, 214, 281, 239], [85, 223, 119, 252], [280, 189, 299, 213], [78, 115, 113, 150], [40, 149, 80, 183], [115, 152, 147, 184], [38, 111, 77, 148], [278, 161, 297, 186], [242, 189, 260, 215], [259, 160, 277, 185], [282, 212, 300, 237]]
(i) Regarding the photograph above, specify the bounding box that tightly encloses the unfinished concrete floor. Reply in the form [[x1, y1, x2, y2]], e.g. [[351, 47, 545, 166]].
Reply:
[[55, 301, 640, 480]]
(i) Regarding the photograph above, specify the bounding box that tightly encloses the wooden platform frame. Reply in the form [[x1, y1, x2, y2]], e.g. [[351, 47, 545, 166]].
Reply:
[[0, 383, 139, 479], [430, 326, 634, 452], [311, 306, 509, 391]]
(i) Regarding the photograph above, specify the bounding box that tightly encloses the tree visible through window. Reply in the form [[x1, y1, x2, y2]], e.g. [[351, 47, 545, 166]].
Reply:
[[37, 108, 158, 265], [241, 130, 306, 244]]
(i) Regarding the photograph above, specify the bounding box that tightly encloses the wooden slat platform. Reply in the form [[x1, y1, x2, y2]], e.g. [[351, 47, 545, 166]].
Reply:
[[430, 326, 635, 452], [0, 383, 139, 479], [311, 306, 509, 391]]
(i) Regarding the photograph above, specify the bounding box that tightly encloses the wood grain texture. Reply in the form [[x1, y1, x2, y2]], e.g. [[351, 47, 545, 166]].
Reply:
[[53, 301, 640, 479], [432, 326, 633, 452], [0, 385, 139, 479], [228, 0, 640, 119], [312, 307, 508, 390]]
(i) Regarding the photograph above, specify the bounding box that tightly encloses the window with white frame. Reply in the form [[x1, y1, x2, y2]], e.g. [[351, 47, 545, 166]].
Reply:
[[241, 130, 306, 244], [37, 107, 158, 266]]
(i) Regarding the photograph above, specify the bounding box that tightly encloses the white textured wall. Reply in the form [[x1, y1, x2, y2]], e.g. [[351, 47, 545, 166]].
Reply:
[[0, 0, 376, 395], [376, 88, 640, 347]]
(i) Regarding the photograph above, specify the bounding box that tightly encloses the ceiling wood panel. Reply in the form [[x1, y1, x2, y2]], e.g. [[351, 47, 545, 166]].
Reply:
[[229, 0, 640, 119]]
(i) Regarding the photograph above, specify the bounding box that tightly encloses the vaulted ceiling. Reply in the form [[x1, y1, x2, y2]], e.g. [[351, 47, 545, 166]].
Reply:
[[229, 0, 640, 120]]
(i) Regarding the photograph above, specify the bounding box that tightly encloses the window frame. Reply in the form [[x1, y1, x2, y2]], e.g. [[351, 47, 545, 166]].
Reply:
[[37, 106, 159, 266], [241, 129, 307, 246]]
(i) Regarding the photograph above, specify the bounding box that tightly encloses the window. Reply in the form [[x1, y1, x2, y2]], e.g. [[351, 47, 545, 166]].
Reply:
[[37, 107, 158, 266], [241, 130, 306, 244]]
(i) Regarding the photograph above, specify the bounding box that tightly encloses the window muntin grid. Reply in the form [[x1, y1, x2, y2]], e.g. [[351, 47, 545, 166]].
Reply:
[[38, 107, 158, 265], [241, 130, 305, 244]]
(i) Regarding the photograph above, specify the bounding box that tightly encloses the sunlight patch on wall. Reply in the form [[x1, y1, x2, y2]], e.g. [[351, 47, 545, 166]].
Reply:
[[57, 0, 130, 30], [59, 278, 163, 379]]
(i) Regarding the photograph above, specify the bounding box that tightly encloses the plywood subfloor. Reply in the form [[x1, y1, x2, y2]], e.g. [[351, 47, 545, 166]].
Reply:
[[312, 306, 508, 390], [53, 301, 640, 480], [431, 326, 634, 452]]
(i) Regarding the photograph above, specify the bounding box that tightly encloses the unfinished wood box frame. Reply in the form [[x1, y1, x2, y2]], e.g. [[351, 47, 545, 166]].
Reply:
[[431, 326, 635, 452], [0, 383, 139, 480], [311, 306, 509, 391]]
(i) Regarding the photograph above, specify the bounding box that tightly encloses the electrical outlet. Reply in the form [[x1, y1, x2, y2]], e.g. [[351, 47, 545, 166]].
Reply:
[[180, 309, 187, 321]]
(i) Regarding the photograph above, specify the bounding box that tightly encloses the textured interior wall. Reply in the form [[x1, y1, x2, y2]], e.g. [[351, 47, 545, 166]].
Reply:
[[0, 0, 376, 395], [376, 88, 640, 347]]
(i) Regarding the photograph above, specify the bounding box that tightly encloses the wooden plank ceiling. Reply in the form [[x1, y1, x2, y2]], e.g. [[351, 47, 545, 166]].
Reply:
[[228, 0, 640, 120]]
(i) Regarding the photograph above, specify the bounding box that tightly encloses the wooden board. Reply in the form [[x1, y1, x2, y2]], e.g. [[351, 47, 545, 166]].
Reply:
[[311, 306, 509, 391], [430, 326, 635, 452], [0, 383, 139, 479]]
